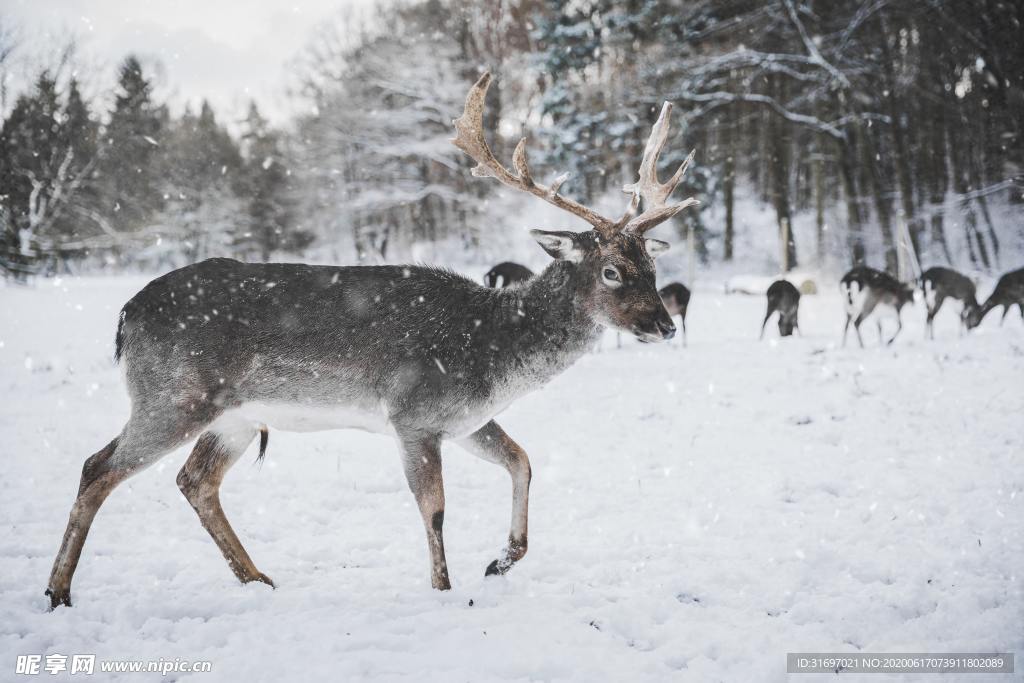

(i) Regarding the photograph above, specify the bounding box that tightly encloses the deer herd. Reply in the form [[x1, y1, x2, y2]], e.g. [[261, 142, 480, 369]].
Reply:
[[486, 260, 1023, 346], [43, 72, 1022, 610]]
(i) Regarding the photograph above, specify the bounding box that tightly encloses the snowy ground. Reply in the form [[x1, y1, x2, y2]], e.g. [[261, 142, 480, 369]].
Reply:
[[1, 274, 1022, 682]]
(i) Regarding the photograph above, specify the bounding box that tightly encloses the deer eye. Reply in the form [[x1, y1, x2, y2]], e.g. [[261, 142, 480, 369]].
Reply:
[[602, 266, 622, 287]]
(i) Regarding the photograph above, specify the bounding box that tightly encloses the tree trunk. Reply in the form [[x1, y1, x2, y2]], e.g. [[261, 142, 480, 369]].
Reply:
[[926, 114, 953, 264], [768, 77, 796, 271], [813, 146, 825, 266], [723, 130, 735, 261], [947, 111, 991, 269], [861, 125, 897, 274], [878, 12, 922, 255], [837, 132, 865, 266]]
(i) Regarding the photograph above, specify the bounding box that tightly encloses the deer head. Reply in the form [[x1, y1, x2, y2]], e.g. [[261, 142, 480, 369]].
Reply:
[[451, 72, 699, 342]]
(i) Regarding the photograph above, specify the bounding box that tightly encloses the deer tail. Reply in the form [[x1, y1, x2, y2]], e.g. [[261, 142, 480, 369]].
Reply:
[[256, 425, 269, 466]]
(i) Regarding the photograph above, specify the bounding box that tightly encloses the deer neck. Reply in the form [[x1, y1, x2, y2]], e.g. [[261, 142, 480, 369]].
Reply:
[[496, 260, 602, 367]]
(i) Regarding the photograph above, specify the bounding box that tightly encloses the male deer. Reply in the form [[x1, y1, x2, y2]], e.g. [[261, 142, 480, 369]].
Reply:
[[976, 266, 1024, 326], [840, 266, 915, 347], [658, 282, 690, 346], [45, 72, 697, 608], [484, 261, 534, 288], [760, 279, 801, 339], [920, 266, 981, 339]]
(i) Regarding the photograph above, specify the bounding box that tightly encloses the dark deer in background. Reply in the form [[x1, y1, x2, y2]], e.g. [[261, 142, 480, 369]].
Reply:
[[976, 267, 1024, 326], [45, 72, 698, 609], [840, 266, 915, 347], [484, 261, 534, 288], [658, 282, 690, 346], [920, 266, 981, 339], [760, 279, 801, 339]]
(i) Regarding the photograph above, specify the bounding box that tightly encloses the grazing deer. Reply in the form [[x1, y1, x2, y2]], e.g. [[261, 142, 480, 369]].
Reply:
[[45, 72, 697, 609], [840, 266, 915, 347], [976, 267, 1024, 326], [484, 261, 534, 288], [760, 279, 801, 339], [920, 266, 981, 339], [658, 282, 690, 346]]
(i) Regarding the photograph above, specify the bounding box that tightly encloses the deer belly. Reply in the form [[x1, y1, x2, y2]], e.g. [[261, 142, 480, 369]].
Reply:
[[221, 401, 393, 435]]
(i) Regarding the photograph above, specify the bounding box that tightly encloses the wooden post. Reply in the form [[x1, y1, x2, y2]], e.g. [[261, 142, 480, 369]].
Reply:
[[896, 214, 921, 282]]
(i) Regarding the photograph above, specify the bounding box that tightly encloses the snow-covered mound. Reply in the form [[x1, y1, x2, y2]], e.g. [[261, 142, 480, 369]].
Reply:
[[1, 275, 1021, 681]]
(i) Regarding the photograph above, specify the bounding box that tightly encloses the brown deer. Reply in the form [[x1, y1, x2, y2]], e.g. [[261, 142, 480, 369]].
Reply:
[[840, 266, 915, 347], [484, 261, 534, 288], [976, 267, 1024, 326], [920, 266, 981, 338], [658, 282, 690, 346], [45, 72, 698, 609], [760, 279, 801, 339]]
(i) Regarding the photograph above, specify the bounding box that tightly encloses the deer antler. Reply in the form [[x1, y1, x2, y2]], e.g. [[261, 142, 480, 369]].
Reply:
[[452, 72, 619, 238], [620, 102, 700, 234], [451, 72, 698, 240]]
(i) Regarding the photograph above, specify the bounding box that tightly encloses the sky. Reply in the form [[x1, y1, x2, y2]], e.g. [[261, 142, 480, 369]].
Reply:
[[3, 0, 381, 125]]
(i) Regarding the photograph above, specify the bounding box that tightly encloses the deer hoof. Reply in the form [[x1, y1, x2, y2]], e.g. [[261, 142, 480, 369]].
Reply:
[[243, 572, 275, 589], [485, 557, 514, 577], [45, 587, 72, 610]]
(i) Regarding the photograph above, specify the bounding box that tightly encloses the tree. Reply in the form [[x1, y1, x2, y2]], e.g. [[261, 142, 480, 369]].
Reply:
[[0, 69, 100, 276], [238, 102, 308, 261], [97, 56, 163, 234]]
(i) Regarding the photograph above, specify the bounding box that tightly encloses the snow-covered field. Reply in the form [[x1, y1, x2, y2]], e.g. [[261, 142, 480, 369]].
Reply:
[[1, 274, 1022, 682]]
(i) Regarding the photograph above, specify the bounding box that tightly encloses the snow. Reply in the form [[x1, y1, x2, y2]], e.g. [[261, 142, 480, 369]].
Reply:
[[1, 274, 1022, 681]]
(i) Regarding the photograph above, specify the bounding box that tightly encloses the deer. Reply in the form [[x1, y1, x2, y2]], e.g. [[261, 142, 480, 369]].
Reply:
[[976, 266, 1024, 326], [920, 266, 981, 339], [840, 266, 915, 347], [759, 279, 801, 339], [483, 261, 534, 288], [609, 281, 689, 350], [44, 72, 698, 609], [658, 282, 690, 346]]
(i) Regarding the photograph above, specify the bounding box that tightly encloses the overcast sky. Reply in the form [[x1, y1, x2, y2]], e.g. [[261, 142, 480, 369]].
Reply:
[[4, 0, 380, 125]]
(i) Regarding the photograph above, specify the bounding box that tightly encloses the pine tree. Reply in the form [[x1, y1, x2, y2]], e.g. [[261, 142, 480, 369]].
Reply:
[[156, 99, 244, 262], [98, 56, 163, 233], [239, 102, 305, 261]]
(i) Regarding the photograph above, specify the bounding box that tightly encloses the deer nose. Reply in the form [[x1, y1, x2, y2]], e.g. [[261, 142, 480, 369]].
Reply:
[[656, 318, 676, 340]]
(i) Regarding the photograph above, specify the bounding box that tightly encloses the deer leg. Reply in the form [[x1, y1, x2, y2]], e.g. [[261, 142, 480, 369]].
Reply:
[[887, 313, 903, 345], [46, 411, 202, 609], [1000, 304, 1010, 325], [852, 314, 867, 348], [842, 314, 852, 347], [458, 420, 531, 577], [927, 295, 944, 340], [680, 315, 687, 347], [397, 430, 450, 590], [176, 419, 273, 587], [759, 309, 772, 340]]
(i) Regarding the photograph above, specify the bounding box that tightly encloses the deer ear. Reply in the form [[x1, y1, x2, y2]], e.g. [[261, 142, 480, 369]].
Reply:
[[530, 230, 584, 263], [645, 238, 671, 258]]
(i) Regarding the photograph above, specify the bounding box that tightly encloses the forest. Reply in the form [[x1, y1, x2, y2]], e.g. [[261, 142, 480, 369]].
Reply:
[[1, 0, 1021, 278]]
